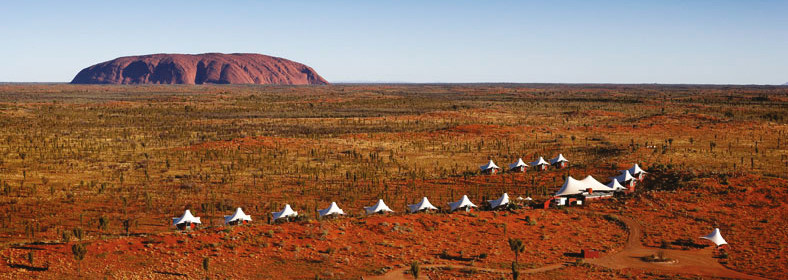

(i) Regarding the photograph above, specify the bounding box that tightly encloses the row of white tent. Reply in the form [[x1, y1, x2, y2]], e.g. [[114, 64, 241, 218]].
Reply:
[[170, 163, 729, 248], [480, 154, 569, 171], [173, 164, 648, 226], [172, 193, 518, 227]]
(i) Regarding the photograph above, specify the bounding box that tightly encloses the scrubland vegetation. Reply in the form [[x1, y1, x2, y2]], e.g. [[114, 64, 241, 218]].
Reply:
[[0, 83, 785, 279]]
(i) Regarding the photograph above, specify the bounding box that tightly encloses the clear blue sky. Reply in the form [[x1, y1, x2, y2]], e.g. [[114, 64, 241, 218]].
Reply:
[[1, 0, 786, 84]]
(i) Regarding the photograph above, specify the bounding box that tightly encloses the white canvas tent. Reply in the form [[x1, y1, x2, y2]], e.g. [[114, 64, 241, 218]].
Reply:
[[224, 207, 252, 225], [555, 175, 615, 196], [530, 157, 550, 170], [606, 179, 627, 192], [448, 195, 478, 212], [365, 199, 394, 215], [624, 164, 647, 180], [173, 210, 201, 230], [700, 228, 728, 247], [549, 154, 569, 167], [318, 202, 346, 217], [613, 170, 635, 184], [409, 197, 438, 213], [487, 193, 510, 209], [272, 204, 298, 220], [508, 158, 528, 171], [480, 159, 501, 173]]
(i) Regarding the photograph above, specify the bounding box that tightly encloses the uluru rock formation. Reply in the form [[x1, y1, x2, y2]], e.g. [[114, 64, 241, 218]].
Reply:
[[71, 53, 328, 85]]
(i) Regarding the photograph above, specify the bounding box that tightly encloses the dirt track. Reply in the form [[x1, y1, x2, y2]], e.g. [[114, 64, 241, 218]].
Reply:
[[366, 214, 770, 280], [586, 215, 768, 280]]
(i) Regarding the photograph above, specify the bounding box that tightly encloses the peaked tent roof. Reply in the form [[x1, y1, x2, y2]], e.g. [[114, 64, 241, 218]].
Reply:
[[555, 176, 584, 196], [612, 170, 635, 183], [549, 154, 569, 164], [272, 204, 298, 220], [173, 210, 201, 225], [607, 179, 627, 192], [480, 159, 501, 171], [700, 228, 728, 246], [488, 193, 510, 209], [579, 175, 615, 192], [365, 199, 394, 214], [530, 157, 549, 166], [448, 195, 478, 211], [318, 202, 345, 217], [625, 164, 646, 176], [409, 197, 438, 213], [509, 158, 529, 169], [224, 207, 252, 224], [555, 175, 615, 196]]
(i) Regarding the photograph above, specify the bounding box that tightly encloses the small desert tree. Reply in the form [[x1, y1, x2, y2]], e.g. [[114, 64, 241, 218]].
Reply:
[[203, 257, 210, 280], [409, 261, 420, 279], [72, 227, 84, 241], [98, 216, 109, 232], [508, 238, 524, 263], [72, 243, 87, 275]]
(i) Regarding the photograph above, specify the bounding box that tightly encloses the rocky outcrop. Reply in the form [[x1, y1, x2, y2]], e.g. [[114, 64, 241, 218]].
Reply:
[[71, 53, 328, 85]]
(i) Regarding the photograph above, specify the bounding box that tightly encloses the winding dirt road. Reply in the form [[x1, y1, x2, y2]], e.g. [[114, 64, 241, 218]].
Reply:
[[365, 214, 769, 280]]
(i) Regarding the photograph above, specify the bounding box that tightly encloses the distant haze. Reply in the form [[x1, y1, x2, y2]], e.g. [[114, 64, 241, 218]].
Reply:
[[1, 1, 787, 84]]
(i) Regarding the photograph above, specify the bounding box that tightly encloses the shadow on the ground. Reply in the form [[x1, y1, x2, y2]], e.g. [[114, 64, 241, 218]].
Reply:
[[153, 270, 188, 277], [8, 264, 49, 272]]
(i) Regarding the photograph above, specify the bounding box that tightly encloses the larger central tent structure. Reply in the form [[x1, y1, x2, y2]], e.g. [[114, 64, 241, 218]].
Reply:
[[555, 175, 615, 198]]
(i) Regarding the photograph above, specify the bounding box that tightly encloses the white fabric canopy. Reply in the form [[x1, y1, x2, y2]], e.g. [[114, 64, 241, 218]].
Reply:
[[409, 197, 438, 213], [272, 204, 298, 220], [508, 158, 528, 169], [480, 159, 501, 171], [173, 210, 201, 225], [488, 193, 510, 209], [700, 228, 728, 246], [224, 207, 252, 224], [549, 154, 569, 164], [530, 157, 549, 166], [612, 170, 635, 184], [555, 175, 615, 196], [318, 202, 346, 217], [448, 195, 478, 212], [365, 199, 394, 214], [625, 164, 646, 177], [606, 179, 627, 192]]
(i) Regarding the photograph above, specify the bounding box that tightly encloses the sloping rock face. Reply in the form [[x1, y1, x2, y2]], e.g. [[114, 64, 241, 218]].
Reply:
[[71, 53, 328, 85]]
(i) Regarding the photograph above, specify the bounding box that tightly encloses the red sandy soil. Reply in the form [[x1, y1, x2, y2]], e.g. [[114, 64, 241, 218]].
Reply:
[[610, 175, 788, 279], [0, 210, 624, 279]]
